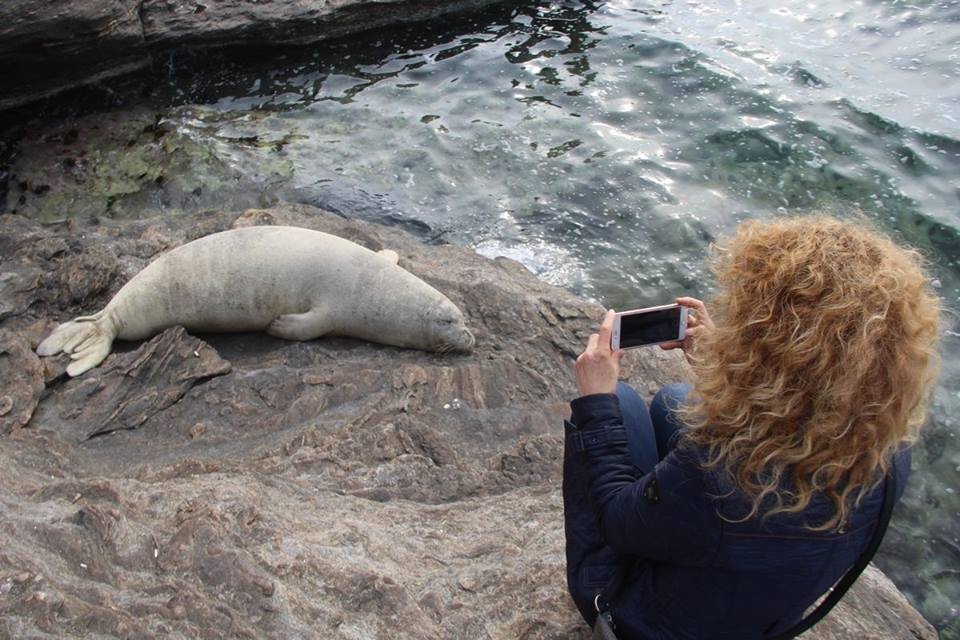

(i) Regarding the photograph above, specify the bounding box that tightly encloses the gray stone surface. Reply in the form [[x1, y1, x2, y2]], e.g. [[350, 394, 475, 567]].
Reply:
[[140, 0, 497, 49], [0, 0, 147, 112], [0, 0, 507, 112], [0, 204, 938, 639], [0, 329, 45, 435]]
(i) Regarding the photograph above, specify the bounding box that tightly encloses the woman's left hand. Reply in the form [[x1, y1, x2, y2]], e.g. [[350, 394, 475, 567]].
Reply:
[[574, 309, 623, 396], [659, 296, 713, 360]]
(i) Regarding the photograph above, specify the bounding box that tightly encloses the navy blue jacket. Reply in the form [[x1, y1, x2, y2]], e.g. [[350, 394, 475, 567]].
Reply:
[[564, 394, 910, 640]]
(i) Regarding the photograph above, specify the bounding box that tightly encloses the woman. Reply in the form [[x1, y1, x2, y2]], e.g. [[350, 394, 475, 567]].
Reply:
[[563, 216, 940, 639]]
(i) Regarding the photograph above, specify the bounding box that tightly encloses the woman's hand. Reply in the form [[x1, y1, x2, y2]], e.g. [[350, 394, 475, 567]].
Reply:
[[659, 296, 714, 357], [574, 309, 623, 396]]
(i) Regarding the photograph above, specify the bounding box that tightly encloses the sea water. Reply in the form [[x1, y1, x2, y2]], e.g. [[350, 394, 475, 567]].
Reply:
[[6, 0, 960, 633]]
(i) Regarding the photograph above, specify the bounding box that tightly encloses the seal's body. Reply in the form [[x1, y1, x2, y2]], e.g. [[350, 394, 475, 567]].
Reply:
[[38, 226, 474, 376]]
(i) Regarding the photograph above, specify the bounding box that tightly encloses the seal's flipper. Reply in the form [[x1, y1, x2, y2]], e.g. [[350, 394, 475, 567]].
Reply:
[[377, 249, 400, 265], [266, 309, 332, 341], [37, 313, 117, 376], [66, 336, 114, 377]]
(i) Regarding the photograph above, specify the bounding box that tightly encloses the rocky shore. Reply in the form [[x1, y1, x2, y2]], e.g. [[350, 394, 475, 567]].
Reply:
[[0, 205, 939, 638], [0, 0, 510, 113]]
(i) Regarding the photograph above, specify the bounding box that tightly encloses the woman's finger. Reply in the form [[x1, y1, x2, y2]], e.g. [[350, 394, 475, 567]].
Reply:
[[676, 296, 714, 329], [676, 296, 706, 313]]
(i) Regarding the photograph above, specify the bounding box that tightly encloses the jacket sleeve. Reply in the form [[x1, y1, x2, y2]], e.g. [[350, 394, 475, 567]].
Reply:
[[569, 393, 721, 566]]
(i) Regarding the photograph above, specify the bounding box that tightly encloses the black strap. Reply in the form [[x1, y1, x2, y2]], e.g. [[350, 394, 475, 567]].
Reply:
[[594, 466, 897, 640], [768, 465, 897, 640]]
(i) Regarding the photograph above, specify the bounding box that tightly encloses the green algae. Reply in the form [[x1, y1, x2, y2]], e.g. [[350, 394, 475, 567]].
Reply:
[[5, 107, 296, 222]]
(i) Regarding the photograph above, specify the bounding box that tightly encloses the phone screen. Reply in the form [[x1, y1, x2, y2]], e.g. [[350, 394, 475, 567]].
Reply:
[[619, 306, 683, 348]]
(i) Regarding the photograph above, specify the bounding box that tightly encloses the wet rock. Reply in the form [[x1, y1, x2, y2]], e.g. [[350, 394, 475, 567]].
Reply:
[[0, 204, 937, 639], [4, 110, 253, 222], [140, 0, 512, 63], [0, 0, 511, 113], [0, 0, 147, 112]]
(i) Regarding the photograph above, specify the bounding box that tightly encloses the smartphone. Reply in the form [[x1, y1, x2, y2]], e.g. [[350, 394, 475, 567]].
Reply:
[[611, 303, 688, 350]]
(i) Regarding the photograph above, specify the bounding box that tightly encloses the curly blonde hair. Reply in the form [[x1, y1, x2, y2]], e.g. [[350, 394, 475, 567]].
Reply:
[[681, 216, 941, 531]]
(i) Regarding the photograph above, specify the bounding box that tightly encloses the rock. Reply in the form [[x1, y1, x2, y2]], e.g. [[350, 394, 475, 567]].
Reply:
[[0, 0, 511, 113], [0, 0, 147, 112], [3, 110, 256, 221], [55, 244, 122, 308], [140, 0, 500, 50], [0, 270, 41, 321], [0, 329, 45, 434], [53, 327, 232, 440], [803, 565, 938, 639], [0, 204, 937, 639]]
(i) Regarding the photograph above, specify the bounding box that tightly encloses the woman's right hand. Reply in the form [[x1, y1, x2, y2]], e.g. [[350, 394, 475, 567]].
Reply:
[[660, 296, 713, 357]]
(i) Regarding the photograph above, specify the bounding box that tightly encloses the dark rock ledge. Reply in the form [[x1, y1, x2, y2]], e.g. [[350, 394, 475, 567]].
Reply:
[[0, 0, 509, 113], [0, 204, 938, 638]]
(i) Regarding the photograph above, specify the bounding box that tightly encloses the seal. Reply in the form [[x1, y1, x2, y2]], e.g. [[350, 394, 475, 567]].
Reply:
[[37, 226, 475, 376]]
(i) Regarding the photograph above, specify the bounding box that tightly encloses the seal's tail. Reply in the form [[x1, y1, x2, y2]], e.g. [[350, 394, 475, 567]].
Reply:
[[37, 312, 116, 377]]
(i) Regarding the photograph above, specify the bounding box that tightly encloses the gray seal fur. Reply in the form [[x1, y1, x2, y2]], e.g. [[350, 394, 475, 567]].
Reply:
[[38, 226, 475, 376]]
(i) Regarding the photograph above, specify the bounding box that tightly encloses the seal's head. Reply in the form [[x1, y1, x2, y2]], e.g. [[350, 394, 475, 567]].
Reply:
[[354, 262, 475, 353], [427, 300, 475, 353]]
